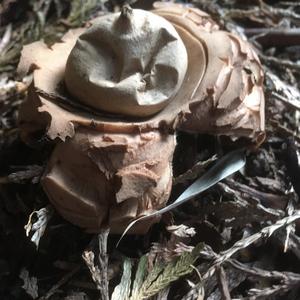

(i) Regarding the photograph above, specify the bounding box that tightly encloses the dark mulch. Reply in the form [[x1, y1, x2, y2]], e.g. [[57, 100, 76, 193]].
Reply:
[[0, 0, 300, 299]]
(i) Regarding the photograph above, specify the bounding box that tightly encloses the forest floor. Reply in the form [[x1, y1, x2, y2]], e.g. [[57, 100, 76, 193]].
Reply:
[[0, 0, 300, 299]]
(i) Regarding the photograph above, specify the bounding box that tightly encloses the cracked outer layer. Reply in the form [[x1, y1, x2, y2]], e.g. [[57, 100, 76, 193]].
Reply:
[[18, 3, 265, 233], [42, 130, 175, 233]]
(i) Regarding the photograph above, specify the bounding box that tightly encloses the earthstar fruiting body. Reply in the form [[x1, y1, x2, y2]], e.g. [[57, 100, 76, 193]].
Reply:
[[18, 3, 265, 233]]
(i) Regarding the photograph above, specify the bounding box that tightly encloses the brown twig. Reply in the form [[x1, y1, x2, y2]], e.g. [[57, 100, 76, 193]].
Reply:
[[98, 229, 109, 300], [245, 28, 300, 47], [260, 53, 300, 72], [216, 266, 231, 300], [227, 259, 300, 283], [224, 179, 288, 211], [228, 259, 300, 298], [271, 91, 300, 111], [259, 0, 300, 20], [248, 284, 290, 299], [82, 229, 110, 300]]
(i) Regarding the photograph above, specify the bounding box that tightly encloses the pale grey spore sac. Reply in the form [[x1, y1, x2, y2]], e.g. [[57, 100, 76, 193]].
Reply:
[[64, 8, 188, 117]]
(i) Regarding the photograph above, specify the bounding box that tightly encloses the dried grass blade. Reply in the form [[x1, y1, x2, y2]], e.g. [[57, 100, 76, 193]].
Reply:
[[130, 255, 148, 300], [111, 258, 132, 300]]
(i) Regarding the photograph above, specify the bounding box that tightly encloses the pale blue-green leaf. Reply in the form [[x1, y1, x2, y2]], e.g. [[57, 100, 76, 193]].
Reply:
[[111, 258, 132, 300], [117, 148, 246, 246], [130, 255, 148, 300]]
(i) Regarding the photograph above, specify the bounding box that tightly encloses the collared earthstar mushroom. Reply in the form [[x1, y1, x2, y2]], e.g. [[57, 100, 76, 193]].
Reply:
[[18, 3, 265, 234]]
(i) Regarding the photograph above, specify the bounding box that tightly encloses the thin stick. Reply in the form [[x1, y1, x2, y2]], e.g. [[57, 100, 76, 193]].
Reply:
[[204, 211, 300, 279], [260, 54, 300, 72], [98, 229, 110, 300], [216, 266, 231, 300], [83, 229, 110, 300]]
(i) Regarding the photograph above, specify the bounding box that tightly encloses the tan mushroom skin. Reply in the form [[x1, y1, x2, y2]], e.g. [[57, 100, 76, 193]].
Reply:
[[65, 7, 188, 117], [43, 130, 175, 234], [18, 3, 265, 234]]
